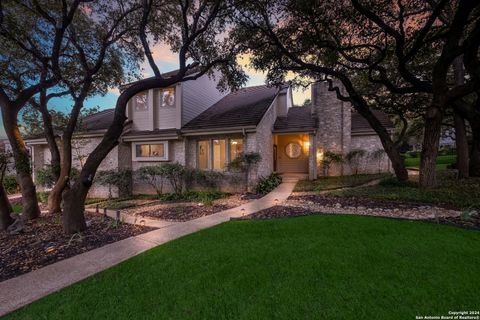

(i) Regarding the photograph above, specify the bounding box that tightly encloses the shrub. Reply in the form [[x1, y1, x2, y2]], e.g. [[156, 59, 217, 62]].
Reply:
[[321, 151, 343, 176], [255, 173, 282, 195], [135, 166, 166, 196], [378, 176, 417, 188], [161, 162, 186, 195], [345, 149, 367, 175], [228, 152, 262, 191], [184, 168, 224, 191], [3, 175, 18, 194], [37, 191, 49, 204], [36, 165, 58, 187], [96, 169, 132, 198]]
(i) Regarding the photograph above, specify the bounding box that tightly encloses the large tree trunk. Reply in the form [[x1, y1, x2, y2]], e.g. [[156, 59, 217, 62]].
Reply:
[[454, 111, 469, 178], [452, 56, 469, 178], [48, 140, 72, 214], [1, 107, 40, 220], [419, 105, 443, 188], [470, 121, 480, 177], [0, 184, 14, 230]]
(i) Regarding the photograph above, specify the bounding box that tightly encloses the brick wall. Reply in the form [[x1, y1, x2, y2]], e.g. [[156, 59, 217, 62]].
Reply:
[[312, 81, 351, 176]]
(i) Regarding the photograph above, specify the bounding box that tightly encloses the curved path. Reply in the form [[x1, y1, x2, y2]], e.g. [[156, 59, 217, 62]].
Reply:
[[0, 179, 298, 317]]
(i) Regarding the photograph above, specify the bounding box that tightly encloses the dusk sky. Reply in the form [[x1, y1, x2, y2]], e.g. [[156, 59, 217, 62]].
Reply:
[[0, 47, 310, 140]]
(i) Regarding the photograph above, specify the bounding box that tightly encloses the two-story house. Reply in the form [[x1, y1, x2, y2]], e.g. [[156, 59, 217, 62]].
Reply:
[[26, 72, 393, 197]]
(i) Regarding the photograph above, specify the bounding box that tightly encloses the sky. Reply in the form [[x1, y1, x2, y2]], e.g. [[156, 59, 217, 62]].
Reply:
[[0, 47, 311, 140]]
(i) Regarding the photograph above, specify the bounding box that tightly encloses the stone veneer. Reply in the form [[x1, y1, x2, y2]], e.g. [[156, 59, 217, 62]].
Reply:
[[312, 81, 391, 176]]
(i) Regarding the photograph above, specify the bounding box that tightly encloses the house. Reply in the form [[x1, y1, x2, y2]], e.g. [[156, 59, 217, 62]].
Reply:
[[26, 73, 393, 197], [0, 139, 15, 175]]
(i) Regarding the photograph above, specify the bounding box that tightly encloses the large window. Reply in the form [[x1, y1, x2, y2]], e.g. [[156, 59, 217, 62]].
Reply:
[[133, 142, 168, 161], [134, 92, 148, 111], [198, 140, 210, 170], [230, 139, 244, 161], [213, 139, 226, 170], [160, 87, 175, 107], [197, 138, 244, 170]]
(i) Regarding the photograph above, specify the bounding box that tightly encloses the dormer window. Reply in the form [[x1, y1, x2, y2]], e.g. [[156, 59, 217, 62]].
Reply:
[[134, 92, 148, 111], [160, 87, 175, 107]]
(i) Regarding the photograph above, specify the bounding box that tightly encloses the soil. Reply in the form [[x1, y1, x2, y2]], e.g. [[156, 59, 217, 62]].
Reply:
[[239, 205, 479, 231], [136, 204, 235, 221], [0, 211, 155, 283], [123, 194, 250, 222], [289, 194, 460, 210]]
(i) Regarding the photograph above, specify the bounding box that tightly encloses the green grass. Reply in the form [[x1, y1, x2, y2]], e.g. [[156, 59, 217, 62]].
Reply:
[[404, 154, 456, 171], [330, 174, 480, 209], [12, 204, 22, 214], [6, 215, 480, 320], [294, 173, 389, 192]]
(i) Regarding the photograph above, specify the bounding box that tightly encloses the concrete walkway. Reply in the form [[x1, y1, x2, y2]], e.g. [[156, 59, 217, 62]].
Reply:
[[0, 179, 298, 317]]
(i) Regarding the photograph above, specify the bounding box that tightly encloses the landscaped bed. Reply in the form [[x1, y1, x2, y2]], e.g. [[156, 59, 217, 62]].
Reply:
[[120, 194, 250, 222], [0, 211, 155, 282], [328, 173, 480, 209], [4, 215, 479, 319], [241, 205, 479, 230], [294, 173, 388, 192]]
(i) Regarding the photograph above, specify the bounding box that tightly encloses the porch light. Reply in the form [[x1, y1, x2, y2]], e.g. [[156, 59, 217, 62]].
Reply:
[[303, 141, 310, 153], [316, 149, 324, 163]]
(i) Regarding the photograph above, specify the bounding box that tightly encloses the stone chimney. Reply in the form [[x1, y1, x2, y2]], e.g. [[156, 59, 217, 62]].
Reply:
[[311, 81, 352, 175]]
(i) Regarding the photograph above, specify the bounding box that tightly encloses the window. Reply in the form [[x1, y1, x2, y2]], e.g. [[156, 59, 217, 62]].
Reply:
[[160, 87, 175, 107], [133, 142, 168, 161], [230, 139, 244, 161], [198, 140, 210, 170], [285, 142, 302, 159], [213, 139, 226, 170], [197, 138, 244, 170], [134, 92, 148, 111]]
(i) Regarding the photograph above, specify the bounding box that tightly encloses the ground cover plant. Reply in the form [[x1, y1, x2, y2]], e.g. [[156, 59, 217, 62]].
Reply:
[[329, 173, 480, 209], [404, 154, 456, 171], [5, 215, 479, 319], [294, 173, 388, 192]]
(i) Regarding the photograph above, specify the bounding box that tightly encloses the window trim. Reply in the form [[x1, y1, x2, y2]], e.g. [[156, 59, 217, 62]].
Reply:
[[132, 141, 169, 162]]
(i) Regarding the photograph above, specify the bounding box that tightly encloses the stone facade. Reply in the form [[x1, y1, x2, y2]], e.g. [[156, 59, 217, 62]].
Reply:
[[312, 81, 391, 177], [350, 134, 391, 174]]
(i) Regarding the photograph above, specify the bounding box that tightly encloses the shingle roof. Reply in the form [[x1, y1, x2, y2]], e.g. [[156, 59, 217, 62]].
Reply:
[[351, 110, 394, 133], [81, 109, 115, 131], [273, 106, 316, 133], [182, 85, 279, 131], [123, 129, 180, 137]]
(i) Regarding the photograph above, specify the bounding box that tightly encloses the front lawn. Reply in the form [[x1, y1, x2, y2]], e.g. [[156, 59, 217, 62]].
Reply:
[[404, 154, 456, 171], [294, 173, 389, 192], [6, 215, 480, 319], [330, 174, 480, 209]]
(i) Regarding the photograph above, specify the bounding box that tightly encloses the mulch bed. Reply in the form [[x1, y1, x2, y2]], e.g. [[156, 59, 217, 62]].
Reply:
[[289, 194, 459, 210], [239, 205, 480, 231], [0, 211, 155, 283], [238, 206, 312, 220], [137, 204, 236, 222]]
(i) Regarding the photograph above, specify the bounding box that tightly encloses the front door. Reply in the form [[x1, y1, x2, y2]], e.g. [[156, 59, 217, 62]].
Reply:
[[276, 134, 309, 173]]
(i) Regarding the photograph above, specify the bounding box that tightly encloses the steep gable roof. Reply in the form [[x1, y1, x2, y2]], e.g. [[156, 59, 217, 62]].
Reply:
[[182, 85, 279, 131]]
